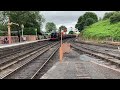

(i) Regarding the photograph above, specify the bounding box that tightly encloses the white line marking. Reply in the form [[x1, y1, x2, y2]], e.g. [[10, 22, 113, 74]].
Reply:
[[90, 61, 120, 73]]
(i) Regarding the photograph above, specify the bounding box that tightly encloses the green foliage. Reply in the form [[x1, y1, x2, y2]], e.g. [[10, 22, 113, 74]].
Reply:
[[82, 19, 120, 41], [77, 16, 84, 23], [110, 12, 120, 24], [103, 12, 115, 20], [68, 31, 74, 34], [45, 22, 57, 33], [0, 30, 3, 36], [83, 12, 98, 22], [75, 16, 85, 32], [2, 11, 45, 35], [84, 18, 96, 26], [75, 12, 98, 32], [75, 22, 84, 32], [23, 28, 36, 35], [59, 25, 67, 32], [0, 23, 7, 36]]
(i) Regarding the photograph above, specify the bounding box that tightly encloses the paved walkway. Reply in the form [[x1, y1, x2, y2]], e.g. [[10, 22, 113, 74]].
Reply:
[[40, 49, 91, 79], [41, 48, 120, 79]]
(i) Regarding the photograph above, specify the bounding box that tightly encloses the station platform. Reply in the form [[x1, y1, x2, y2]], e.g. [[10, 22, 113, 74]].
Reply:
[[40, 49, 91, 79], [41, 48, 120, 79], [0, 39, 49, 49]]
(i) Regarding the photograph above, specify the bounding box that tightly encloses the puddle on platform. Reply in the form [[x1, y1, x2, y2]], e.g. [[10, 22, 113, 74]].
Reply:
[[79, 54, 100, 62], [79, 54, 93, 61]]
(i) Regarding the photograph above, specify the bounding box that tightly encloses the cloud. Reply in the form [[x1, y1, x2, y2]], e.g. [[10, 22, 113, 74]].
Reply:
[[41, 11, 112, 32]]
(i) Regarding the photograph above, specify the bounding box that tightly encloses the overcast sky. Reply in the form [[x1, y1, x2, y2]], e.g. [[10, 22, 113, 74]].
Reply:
[[41, 11, 112, 32]]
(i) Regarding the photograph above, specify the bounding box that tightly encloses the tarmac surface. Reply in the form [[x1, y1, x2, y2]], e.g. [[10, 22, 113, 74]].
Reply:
[[41, 48, 120, 79]]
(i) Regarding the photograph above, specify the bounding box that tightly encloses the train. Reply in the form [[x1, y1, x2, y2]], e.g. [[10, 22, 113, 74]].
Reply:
[[49, 31, 76, 41]]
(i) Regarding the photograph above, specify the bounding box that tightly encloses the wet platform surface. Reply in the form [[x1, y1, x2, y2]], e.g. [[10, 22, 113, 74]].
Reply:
[[41, 48, 120, 79], [40, 49, 91, 79]]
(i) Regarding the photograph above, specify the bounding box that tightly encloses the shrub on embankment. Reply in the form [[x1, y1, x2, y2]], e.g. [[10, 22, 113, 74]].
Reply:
[[81, 19, 120, 41]]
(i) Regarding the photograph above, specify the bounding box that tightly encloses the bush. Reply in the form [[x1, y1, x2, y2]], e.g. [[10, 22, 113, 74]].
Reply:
[[68, 31, 74, 34], [0, 32, 3, 36], [84, 18, 96, 26], [110, 12, 120, 24], [103, 12, 115, 20], [23, 28, 36, 35]]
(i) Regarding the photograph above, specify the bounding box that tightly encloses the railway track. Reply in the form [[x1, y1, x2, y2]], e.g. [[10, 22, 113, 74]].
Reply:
[[30, 46, 59, 79], [0, 41, 59, 79], [75, 40, 119, 49], [0, 41, 52, 67], [71, 42, 120, 67], [0, 40, 49, 59], [74, 42, 120, 59], [0, 38, 73, 79]]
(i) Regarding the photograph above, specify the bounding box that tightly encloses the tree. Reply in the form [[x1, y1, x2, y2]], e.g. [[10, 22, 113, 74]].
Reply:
[[75, 16, 85, 32], [0, 11, 45, 42], [45, 22, 57, 33], [103, 12, 115, 20], [75, 12, 98, 32], [68, 30, 74, 34], [0, 11, 8, 34], [59, 25, 67, 32], [83, 12, 98, 22], [84, 18, 95, 26], [75, 21, 85, 32], [2, 11, 45, 35], [110, 12, 120, 24]]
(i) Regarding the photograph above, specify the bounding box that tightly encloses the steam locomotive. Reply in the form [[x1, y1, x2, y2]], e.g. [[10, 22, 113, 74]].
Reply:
[[49, 31, 76, 41]]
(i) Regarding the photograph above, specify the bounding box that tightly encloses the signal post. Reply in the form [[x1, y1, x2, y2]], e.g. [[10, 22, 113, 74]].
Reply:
[[59, 28, 71, 63]]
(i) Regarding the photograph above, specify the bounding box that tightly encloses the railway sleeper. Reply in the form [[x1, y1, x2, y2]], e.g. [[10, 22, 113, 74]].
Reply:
[[71, 44, 120, 67], [74, 41, 118, 49], [74, 43, 120, 60]]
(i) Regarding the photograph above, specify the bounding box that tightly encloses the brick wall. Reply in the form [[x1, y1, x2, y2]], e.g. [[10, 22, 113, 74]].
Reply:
[[0, 35, 37, 44]]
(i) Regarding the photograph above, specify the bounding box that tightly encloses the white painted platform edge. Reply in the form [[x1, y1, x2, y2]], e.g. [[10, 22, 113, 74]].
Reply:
[[0, 39, 49, 49]]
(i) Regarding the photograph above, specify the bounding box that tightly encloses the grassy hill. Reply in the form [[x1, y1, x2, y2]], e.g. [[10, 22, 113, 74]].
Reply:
[[82, 19, 120, 41]]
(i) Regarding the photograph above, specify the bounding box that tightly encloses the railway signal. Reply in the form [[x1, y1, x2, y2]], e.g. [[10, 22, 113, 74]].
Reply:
[[59, 29, 63, 63], [59, 29, 71, 63], [64, 28, 67, 33], [7, 17, 19, 44]]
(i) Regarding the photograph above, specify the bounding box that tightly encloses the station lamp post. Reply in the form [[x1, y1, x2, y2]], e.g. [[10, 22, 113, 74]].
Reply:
[[21, 24, 24, 38]]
